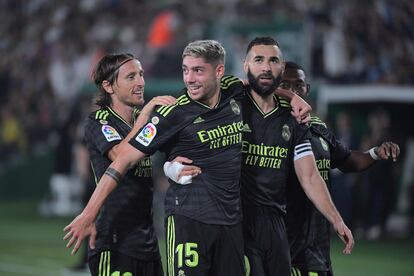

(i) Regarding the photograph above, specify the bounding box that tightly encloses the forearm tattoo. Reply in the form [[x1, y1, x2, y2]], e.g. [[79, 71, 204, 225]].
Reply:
[[104, 167, 122, 184]]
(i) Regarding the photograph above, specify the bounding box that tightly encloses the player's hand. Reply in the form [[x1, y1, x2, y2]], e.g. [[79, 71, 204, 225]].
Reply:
[[172, 156, 202, 181], [88, 223, 97, 251], [141, 96, 176, 116], [290, 94, 312, 123], [300, 113, 311, 124], [149, 95, 177, 107], [333, 220, 354, 254], [376, 142, 400, 162], [63, 213, 96, 255]]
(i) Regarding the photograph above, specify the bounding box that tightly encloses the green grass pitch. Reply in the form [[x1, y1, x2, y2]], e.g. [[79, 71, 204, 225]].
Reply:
[[0, 200, 413, 276]]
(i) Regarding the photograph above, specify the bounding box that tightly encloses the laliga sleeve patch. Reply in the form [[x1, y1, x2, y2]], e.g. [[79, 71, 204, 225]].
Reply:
[[135, 123, 157, 146], [101, 125, 122, 142]]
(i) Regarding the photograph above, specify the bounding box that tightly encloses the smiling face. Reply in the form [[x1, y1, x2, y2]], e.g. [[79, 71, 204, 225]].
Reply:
[[106, 59, 145, 108], [244, 44, 284, 96], [182, 56, 223, 105]]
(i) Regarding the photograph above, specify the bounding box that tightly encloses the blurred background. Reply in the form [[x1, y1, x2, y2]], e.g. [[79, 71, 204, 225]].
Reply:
[[0, 0, 413, 275]]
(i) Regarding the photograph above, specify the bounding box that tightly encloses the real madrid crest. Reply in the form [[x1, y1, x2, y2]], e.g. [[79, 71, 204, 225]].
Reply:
[[319, 137, 329, 151], [282, 124, 291, 141], [151, 116, 159, 125], [230, 98, 240, 115]]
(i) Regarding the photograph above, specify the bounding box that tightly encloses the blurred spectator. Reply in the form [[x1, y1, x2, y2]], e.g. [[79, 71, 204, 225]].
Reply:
[[330, 112, 359, 227], [0, 0, 413, 243], [410, 180, 414, 236], [146, 3, 187, 77], [358, 108, 396, 240], [1, 0, 413, 169], [39, 95, 90, 216], [0, 105, 27, 164], [68, 94, 95, 271]]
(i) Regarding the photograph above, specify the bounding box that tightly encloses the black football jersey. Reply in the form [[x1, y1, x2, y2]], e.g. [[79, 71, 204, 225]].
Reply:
[[241, 92, 312, 214], [130, 76, 245, 225], [84, 106, 159, 260], [287, 116, 351, 271]]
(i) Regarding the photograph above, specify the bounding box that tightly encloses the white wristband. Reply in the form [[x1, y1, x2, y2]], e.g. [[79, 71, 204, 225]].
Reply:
[[163, 161, 192, 185], [368, 147, 380, 161]]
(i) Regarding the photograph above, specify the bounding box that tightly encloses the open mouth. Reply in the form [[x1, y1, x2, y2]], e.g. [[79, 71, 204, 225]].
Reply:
[[188, 85, 202, 93], [259, 77, 273, 85], [132, 92, 144, 99]]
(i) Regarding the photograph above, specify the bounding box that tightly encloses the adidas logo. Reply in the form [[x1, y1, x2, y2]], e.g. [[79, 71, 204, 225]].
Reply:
[[193, 117, 205, 124], [243, 123, 252, 132]]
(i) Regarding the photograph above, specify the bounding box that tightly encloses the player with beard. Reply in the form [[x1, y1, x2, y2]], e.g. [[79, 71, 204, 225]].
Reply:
[[163, 37, 353, 276], [64, 40, 313, 276], [71, 53, 179, 276], [240, 37, 353, 276]]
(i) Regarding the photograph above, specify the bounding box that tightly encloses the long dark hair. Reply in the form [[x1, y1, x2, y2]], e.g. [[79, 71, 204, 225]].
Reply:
[[92, 53, 137, 107]]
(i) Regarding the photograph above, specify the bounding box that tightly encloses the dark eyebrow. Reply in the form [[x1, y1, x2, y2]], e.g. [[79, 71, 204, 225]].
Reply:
[[182, 65, 205, 70]]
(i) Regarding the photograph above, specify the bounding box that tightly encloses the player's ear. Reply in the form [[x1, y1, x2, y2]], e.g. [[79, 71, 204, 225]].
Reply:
[[243, 58, 248, 74], [102, 80, 114, 94], [305, 83, 311, 97], [216, 64, 225, 79]]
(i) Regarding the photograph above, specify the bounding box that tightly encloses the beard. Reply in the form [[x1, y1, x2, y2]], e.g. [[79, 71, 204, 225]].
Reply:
[[247, 69, 281, 96]]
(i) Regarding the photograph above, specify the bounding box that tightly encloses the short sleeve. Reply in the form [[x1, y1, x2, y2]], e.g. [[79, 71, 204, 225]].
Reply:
[[84, 118, 122, 157], [311, 123, 351, 168], [129, 104, 193, 155], [292, 121, 313, 161]]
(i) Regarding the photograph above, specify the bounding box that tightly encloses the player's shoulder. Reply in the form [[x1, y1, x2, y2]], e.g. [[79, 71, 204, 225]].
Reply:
[[220, 75, 243, 90], [221, 75, 244, 96], [309, 115, 336, 141], [85, 107, 123, 143], [309, 115, 328, 129], [277, 97, 292, 110], [89, 106, 113, 122], [155, 93, 192, 118], [86, 107, 119, 130], [274, 97, 295, 121]]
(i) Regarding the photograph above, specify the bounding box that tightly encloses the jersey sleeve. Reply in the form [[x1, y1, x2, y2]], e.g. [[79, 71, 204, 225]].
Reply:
[[221, 75, 244, 90], [292, 120, 313, 161], [129, 96, 193, 155], [221, 75, 245, 101], [84, 117, 122, 157], [312, 123, 351, 168]]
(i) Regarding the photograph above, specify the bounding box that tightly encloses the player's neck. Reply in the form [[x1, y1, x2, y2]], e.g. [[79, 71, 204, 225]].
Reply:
[[251, 90, 276, 113], [201, 87, 221, 108], [111, 102, 134, 125]]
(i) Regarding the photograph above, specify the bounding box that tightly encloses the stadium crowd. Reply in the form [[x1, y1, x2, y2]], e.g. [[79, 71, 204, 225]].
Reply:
[[0, 0, 413, 241]]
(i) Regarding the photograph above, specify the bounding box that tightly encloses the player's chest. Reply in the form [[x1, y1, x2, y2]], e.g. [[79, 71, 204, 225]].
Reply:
[[102, 119, 131, 138], [242, 114, 294, 148], [179, 100, 244, 149]]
